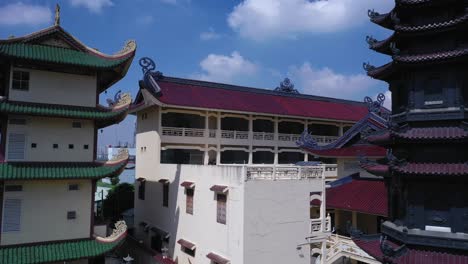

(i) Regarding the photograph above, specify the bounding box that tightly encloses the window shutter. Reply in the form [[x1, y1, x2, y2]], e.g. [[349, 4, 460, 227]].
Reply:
[[217, 194, 226, 224], [8, 134, 25, 160], [3, 199, 21, 232]]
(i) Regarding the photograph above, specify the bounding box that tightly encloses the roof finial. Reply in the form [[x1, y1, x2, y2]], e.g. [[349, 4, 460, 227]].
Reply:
[[54, 4, 60, 26]]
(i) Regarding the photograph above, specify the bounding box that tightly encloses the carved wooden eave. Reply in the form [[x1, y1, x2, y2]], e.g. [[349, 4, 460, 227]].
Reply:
[[104, 148, 130, 166], [395, 11, 468, 34]]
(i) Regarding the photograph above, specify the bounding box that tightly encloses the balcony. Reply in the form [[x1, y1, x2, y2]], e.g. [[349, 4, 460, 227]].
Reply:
[[162, 127, 205, 138]]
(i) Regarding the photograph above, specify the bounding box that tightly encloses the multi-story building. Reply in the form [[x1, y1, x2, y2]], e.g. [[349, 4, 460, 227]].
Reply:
[[132, 58, 383, 264], [0, 7, 135, 263]]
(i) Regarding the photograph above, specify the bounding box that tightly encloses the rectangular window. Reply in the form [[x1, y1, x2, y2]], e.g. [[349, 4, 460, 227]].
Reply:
[[31, 143, 37, 148], [83, 144, 89, 150], [72, 122, 82, 128], [68, 144, 74, 149], [186, 188, 194, 215], [12, 71, 29, 91], [163, 183, 169, 207], [7, 133, 25, 160], [216, 193, 227, 224], [5, 185, 22, 192], [2, 199, 21, 232], [53, 144, 59, 149], [68, 184, 79, 191], [138, 180, 146, 200], [8, 119, 26, 125], [67, 211, 77, 220]]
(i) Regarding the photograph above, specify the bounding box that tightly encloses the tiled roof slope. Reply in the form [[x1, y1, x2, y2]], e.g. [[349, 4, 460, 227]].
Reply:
[[0, 101, 128, 128], [0, 161, 127, 180], [0, 43, 132, 69], [354, 236, 468, 264], [150, 77, 370, 122], [0, 239, 121, 264], [324, 176, 388, 216]]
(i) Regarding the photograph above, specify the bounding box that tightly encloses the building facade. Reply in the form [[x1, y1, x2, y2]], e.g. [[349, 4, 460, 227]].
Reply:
[[0, 8, 134, 263], [131, 58, 383, 264]]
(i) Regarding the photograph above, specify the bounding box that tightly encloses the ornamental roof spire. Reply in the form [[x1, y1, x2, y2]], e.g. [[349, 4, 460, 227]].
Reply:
[[54, 4, 60, 26]]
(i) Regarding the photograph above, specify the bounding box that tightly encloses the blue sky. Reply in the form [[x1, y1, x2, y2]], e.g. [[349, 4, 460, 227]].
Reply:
[[0, 0, 394, 149]]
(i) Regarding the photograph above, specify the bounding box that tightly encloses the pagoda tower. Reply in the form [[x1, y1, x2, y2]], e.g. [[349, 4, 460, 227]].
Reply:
[[0, 5, 135, 263], [359, 0, 468, 262]]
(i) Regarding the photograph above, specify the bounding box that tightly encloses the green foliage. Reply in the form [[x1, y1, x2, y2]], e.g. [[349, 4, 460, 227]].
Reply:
[[110, 176, 120, 186], [102, 183, 134, 221]]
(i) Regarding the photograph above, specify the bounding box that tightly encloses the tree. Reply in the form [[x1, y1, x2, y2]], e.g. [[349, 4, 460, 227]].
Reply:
[[110, 176, 120, 186], [102, 183, 134, 221]]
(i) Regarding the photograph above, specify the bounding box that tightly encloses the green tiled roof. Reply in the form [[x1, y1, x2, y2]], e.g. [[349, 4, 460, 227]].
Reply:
[[0, 239, 122, 264], [0, 161, 127, 180], [0, 43, 131, 69], [0, 101, 128, 128]]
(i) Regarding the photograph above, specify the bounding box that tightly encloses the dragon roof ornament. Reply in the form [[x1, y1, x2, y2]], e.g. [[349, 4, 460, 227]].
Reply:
[[275, 78, 299, 94]]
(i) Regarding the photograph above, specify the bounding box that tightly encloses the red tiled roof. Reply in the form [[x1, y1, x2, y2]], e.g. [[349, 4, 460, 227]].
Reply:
[[304, 145, 386, 158], [394, 163, 468, 176], [154, 78, 370, 122], [395, 47, 468, 64], [394, 127, 468, 140], [207, 252, 230, 264], [354, 237, 468, 264], [177, 239, 196, 250], [326, 178, 388, 216]]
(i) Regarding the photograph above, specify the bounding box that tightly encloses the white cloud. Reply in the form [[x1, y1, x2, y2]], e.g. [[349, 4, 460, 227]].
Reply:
[[194, 51, 258, 83], [289, 62, 379, 99], [0, 2, 51, 26], [69, 0, 113, 13], [136, 15, 154, 25], [228, 0, 393, 40], [200, 27, 221, 41], [161, 0, 178, 4]]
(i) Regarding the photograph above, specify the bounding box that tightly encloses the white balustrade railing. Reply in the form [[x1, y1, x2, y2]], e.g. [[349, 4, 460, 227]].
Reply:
[[162, 127, 205, 138], [253, 132, 275, 141], [161, 127, 339, 145], [310, 214, 331, 234], [221, 130, 249, 140], [246, 165, 333, 181]]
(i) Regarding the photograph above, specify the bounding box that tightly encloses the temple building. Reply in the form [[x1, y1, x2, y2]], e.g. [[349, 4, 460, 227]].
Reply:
[[0, 6, 135, 263], [354, 0, 468, 263], [130, 57, 388, 264]]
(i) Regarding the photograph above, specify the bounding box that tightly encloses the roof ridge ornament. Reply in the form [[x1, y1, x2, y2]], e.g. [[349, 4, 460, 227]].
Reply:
[[275, 78, 299, 94], [139, 57, 163, 95], [368, 9, 380, 19], [364, 93, 385, 113], [366, 36, 378, 47], [54, 4, 60, 26], [362, 62, 376, 72]]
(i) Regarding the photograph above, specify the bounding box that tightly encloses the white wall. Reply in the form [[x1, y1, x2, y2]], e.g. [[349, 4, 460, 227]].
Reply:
[[9, 67, 97, 107], [243, 180, 316, 264], [6, 117, 94, 162], [1, 180, 92, 245], [134, 164, 245, 264]]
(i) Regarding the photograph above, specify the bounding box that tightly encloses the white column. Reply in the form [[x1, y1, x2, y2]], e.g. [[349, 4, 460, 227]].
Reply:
[[203, 144, 209, 165], [339, 124, 344, 136], [205, 112, 209, 138], [274, 147, 279, 165], [248, 148, 253, 165], [216, 147, 221, 165], [217, 112, 221, 139], [274, 117, 279, 141], [304, 153, 308, 162]]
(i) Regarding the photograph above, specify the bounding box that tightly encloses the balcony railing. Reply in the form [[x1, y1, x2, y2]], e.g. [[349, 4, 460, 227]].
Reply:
[[220, 130, 249, 140], [160, 127, 339, 145], [246, 165, 335, 181], [252, 132, 275, 141], [162, 127, 205, 137], [310, 215, 331, 233]]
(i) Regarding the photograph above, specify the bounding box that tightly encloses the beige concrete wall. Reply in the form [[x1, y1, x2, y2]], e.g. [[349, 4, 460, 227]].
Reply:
[[6, 117, 94, 162], [9, 67, 97, 107], [1, 180, 92, 245], [337, 158, 376, 179]]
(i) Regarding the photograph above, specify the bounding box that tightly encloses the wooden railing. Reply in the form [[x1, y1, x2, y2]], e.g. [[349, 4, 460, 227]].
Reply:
[[252, 132, 275, 141], [310, 214, 332, 234], [161, 127, 205, 137], [220, 130, 249, 140]]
